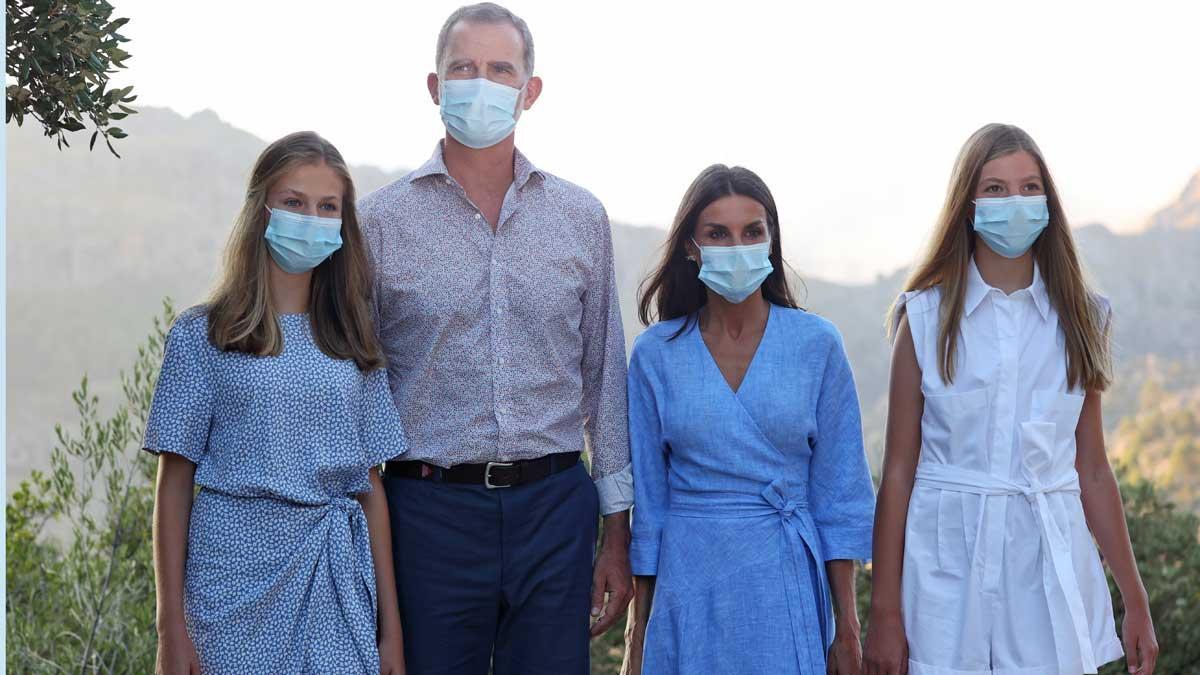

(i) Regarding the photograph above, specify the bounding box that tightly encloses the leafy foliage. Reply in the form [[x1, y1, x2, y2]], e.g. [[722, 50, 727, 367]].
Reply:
[[5, 301, 173, 674], [6, 0, 137, 155]]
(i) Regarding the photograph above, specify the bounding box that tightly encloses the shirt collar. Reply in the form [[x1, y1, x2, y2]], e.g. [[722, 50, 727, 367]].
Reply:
[[965, 256, 1051, 321], [408, 139, 543, 190]]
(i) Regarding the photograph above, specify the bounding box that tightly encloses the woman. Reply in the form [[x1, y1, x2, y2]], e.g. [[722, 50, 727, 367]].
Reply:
[[147, 132, 407, 674], [623, 165, 876, 674], [864, 123, 1158, 675]]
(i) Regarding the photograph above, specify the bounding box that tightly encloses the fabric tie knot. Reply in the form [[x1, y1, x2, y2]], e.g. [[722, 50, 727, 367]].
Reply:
[[760, 479, 806, 517]]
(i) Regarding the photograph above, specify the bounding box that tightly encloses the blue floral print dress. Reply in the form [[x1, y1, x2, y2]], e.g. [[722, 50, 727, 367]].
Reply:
[[143, 306, 406, 674]]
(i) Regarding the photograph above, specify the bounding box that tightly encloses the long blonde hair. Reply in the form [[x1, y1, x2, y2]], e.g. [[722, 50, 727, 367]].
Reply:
[[206, 131, 384, 371], [886, 123, 1112, 391]]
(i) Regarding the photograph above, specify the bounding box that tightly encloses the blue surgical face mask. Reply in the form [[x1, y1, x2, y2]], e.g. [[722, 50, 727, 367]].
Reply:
[[691, 237, 774, 304], [439, 77, 524, 149], [972, 195, 1050, 258], [263, 206, 343, 274]]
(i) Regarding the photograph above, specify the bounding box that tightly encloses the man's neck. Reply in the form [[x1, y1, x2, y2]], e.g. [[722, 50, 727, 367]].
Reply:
[[442, 134, 516, 192]]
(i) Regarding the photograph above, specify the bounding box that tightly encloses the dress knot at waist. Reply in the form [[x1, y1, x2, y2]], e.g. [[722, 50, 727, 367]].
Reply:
[[913, 461, 1099, 674], [668, 481, 809, 519], [913, 462, 1080, 503]]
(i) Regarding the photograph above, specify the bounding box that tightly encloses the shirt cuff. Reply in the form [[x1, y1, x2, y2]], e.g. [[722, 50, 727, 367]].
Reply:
[[594, 463, 633, 515], [819, 525, 874, 562]]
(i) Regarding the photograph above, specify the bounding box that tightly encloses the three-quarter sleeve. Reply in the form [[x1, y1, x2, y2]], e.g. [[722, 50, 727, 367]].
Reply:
[[808, 327, 876, 562], [143, 309, 214, 464], [579, 202, 632, 515], [628, 341, 668, 576], [358, 367, 408, 467]]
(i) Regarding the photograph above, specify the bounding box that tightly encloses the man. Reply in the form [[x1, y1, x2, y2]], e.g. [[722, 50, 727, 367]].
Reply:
[[357, 4, 633, 673]]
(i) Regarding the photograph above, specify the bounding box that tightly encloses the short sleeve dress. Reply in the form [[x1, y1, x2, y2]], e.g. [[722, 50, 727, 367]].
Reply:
[[143, 305, 407, 674]]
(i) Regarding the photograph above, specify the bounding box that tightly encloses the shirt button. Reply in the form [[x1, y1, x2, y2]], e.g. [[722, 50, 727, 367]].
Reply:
[[499, 357, 506, 365], [444, 178, 452, 185], [475, 213, 482, 220]]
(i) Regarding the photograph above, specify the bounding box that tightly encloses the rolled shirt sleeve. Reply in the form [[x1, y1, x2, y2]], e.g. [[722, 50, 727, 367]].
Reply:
[[580, 202, 633, 515]]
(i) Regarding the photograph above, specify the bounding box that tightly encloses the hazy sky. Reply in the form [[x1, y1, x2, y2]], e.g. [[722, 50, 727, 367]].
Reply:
[[111, 0, 1200, 282]]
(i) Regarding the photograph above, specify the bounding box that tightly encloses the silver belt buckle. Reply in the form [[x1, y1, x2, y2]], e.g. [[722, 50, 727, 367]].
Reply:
[[484, 461, 515, 489]]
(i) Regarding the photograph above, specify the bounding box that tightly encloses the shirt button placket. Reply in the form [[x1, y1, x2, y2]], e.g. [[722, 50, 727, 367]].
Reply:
[[490, 230, 505, 442]]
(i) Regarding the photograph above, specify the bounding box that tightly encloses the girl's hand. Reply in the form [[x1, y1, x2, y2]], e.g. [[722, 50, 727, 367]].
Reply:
[[863, 612, 908, 675], [1121, 600, 1158, 674], [155, 624, 200, 675], [621, 620, 646, 675], [378, 630, 406, 675], [828, 629, 863, 675]]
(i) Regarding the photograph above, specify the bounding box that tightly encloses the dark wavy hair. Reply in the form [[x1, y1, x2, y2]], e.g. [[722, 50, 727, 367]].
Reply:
[[637, 164, 801, 339]]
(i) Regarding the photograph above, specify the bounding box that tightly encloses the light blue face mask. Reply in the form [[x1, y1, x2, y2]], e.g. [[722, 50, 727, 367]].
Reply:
[[691, 237, 774, 304], [439, 77, 523, 149], [263, 206, 343, 274], [972, 195, 1050, 258]]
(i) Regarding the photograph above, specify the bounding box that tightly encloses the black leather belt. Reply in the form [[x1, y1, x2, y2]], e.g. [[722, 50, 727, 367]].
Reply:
[[384, 452, 581, 489]]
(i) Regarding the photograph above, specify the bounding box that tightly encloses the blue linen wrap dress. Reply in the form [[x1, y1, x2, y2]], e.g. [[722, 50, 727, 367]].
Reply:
[[629, 304, 876, 674], [142, 306, 407, 674]]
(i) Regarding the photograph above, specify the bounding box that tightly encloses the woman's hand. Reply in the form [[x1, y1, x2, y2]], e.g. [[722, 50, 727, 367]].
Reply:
[[621, 619, 646, 675], [155, 623, 200, 675], [1121, 599, 1158, 674], [863, 611, 908, 675], [827, 628, 863, 675]]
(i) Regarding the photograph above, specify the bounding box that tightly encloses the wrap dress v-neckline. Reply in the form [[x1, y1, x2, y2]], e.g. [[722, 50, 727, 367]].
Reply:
[[694, 303, 771, 396], [628, 304, 876, 674]]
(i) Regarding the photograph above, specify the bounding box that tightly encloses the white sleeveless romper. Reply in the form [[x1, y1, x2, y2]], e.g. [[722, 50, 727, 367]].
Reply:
[[896, 259, 1122, 675]]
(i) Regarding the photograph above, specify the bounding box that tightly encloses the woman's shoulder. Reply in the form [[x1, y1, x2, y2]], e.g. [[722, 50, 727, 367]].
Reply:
[[635, 315, 690, 344], [772, 305, 843, 345], [896, 286, 940, 317], [629, 316, 692, 368], [170, 304, 211, 336]]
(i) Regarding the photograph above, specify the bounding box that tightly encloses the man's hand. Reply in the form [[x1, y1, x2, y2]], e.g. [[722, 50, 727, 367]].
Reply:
[[590, 511, 633, 638]]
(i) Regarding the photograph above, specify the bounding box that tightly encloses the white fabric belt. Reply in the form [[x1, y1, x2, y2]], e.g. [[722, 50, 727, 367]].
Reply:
[[914, 462, 1099, 674]]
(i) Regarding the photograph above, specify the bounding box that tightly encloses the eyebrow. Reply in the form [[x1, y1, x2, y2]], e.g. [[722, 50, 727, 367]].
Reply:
[[278, 188, 341, 201], [701, 219, 765, 229], [980, 175, 1043, 183]]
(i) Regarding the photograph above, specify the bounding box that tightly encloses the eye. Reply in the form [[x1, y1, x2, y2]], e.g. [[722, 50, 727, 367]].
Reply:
[[283, 197, 302, 207], [320, 202, 339, 212], [1023, 182, 1043, 192], [706, 230, 727, 240], [983, 184, 1004, 194]]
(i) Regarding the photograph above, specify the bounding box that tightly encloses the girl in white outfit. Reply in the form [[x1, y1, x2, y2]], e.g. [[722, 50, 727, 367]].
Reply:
[[864, 123, 1158, 675]]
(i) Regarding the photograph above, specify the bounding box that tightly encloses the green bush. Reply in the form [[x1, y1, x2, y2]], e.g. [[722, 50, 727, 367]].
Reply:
[[5, 302, 172, 673]]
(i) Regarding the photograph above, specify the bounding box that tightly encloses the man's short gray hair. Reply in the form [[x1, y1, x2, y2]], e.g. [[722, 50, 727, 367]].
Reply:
[[435, 3, 535, 77]]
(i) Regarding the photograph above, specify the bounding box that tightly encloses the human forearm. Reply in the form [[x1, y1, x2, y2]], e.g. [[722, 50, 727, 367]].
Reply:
[[153, 455, 195, 631], [827, 559, 861, 632], [358, 470, 404, 639], [869, 476, 912, 618], [1079, 462, 1146, 603], [628, 575, 655, 631]]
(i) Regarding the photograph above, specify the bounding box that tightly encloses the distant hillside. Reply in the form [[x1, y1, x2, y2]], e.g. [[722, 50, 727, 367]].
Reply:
[[7, 107, 1200, 493], [1144, 171, 1200, 231]]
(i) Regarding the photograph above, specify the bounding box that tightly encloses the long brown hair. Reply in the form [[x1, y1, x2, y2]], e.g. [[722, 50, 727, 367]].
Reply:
[[637, 164, 801, 338], [206, 131, 384, 371], [886, 123, 1112, 391]]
